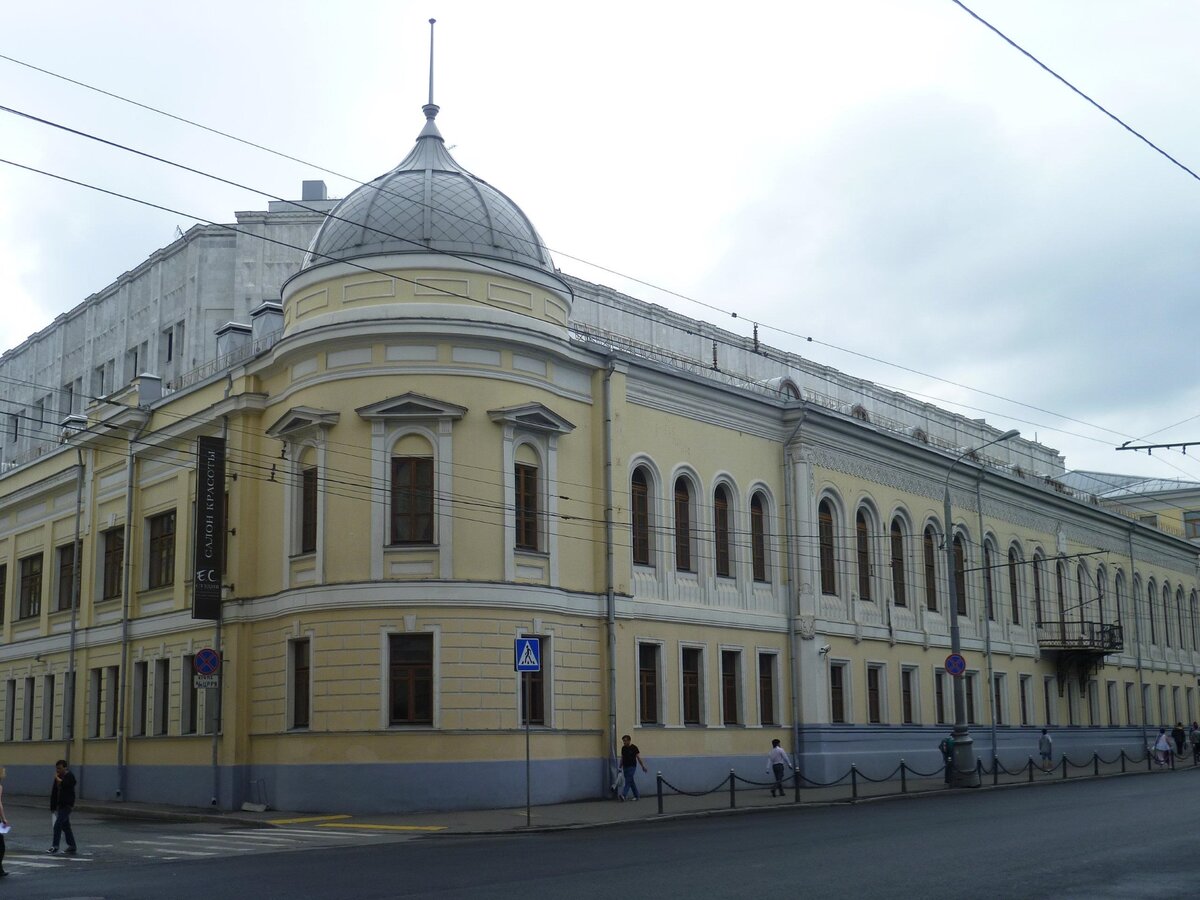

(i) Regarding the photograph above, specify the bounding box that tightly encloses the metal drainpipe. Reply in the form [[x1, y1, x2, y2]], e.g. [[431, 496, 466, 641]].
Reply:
[[115, 414, 150, 800], [603, 363, 618, 770], [64, 449, 85, 763], [976, 473, 997, 766], [1127, 528, 1147, 751], [782, 410, 807, 765]]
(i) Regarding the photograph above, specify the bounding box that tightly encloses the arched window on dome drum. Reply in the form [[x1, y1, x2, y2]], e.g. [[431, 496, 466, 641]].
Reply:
[[983, 543, 995, 621], [714, 485, 732, 578], [750, 493, 768, 583], [674, 478, 693, 573], [953, 535, 967, 617], [818, 500, 837, 596], [890, 519, 906, 608], [1007, 547, 1021, 626], [390, 456, 433, 545], [856, 509, 872, 601], [922, 526, 938, 612], [631, 468, 651, 566]]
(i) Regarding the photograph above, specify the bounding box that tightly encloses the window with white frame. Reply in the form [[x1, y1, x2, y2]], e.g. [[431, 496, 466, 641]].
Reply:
[[42, 674, 55, 741], [88, 667, 102, 738], [900, 666, 918, 724], [146, 510, 176, 590], [992, 673, 1006, 727], [714, 485, 733, 578], [154, 659, 170, 735], [1019, 675, 1032, 726], [389, 633, 434, 725], [681, 645, 704, 725], [1107, 681, 1119, 726], [105, 665, 119, 737], [866, 663, 885, 724], [855, 509, 874, 602], [674, 477, 696, 573], [638, 642, 662, 725], [182, 654, 198, 734], [923, 525, 939, 612], [963, 672, 978, 724], [818, 499, 838, 596], [934, 670, 948, 725], [1044, 677, 1057, 726], [289, 638, 311, 730], [133, 661, 148, 736], [631, 467, 653, 567], [22, 676, 34, 740], [720, 649, 741, 725], [750, 492, 769, 583], [2, 680, 13, 741], [1125, 682, 1136, 727], [890, 519, 908, 608], [758, 652, 778, 726], [830, 661, 849, 724], [1088, 680, 1100, 726]]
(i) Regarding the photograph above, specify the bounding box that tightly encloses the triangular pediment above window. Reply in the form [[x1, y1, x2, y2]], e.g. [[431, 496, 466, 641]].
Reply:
[[265, 406, 341, 438], [487, 403, 576, 435], [356, 393, 467, 422]]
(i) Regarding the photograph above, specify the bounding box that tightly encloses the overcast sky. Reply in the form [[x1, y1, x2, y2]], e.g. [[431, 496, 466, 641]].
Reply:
[[2, 1, 1198, 482]]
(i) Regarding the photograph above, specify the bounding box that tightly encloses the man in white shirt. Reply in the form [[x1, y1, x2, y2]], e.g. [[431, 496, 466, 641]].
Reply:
[[766, 739, 793, 797]]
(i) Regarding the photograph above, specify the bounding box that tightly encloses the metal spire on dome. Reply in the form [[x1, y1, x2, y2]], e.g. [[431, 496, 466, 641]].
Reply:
[[419, 18, 442, 140]]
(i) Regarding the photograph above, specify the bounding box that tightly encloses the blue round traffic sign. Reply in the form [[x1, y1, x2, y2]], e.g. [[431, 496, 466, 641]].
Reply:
[[194, 648, 221, 675], [945, 653, 966, 676]]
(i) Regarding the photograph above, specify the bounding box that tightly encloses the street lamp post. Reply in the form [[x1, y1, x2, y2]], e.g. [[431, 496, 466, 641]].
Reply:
[[943, 428, 1019, 787]]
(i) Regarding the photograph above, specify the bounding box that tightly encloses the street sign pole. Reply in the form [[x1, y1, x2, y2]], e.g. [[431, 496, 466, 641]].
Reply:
[[515, 637, 541, 828]]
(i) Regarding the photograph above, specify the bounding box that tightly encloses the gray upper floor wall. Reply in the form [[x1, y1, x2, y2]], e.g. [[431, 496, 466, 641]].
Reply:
[[0, 183, 1063, 482]]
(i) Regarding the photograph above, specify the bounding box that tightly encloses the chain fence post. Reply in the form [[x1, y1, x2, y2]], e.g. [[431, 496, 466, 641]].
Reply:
[[1120, 749, 1126, 774], [975, 758, 983, 784], [1028, 757, 1034, 782], [900, 759, 907, 794], [729, 769, 736, 809], [793, 765, 800, 804], [992, 755, 998, 786], [656, 772, 663, 815], [1062, 754, 1068, 780], [851, 764, 858, 800], [1093, 752, 1099, 777]]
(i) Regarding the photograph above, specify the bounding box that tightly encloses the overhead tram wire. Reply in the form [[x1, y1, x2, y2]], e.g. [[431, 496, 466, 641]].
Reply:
[[0, 61, 1178, 459]]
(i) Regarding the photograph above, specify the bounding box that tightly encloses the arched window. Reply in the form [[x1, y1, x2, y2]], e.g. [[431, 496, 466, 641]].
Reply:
[[714, 485, 732, 578], [750, 492, 768, 583], [983, 543, 995, 621], [890, 518, 907, 608], [674, 477, 693, 572], [1176, 588, 1186, 651], [1076, 568, 1087, 628], [1115, 574, 1125, 629], [390, 436, 434, 545], [856, 509, 873, 601], [1032, 554, 1044, 626], [514, 444, 541, 552], [1192, 591, 1199, 654], [1055, 562, 1067, 640], [1095, 569, 1107, 625], [1007, 547, 1021, 626], [818, 499, 837, 595], [1148, 581, 1157, 645], [631, 467, 651, 566], [1163, 584, 1173, 648], [953, 534, 967, 616], [922, 525, 938, 612]]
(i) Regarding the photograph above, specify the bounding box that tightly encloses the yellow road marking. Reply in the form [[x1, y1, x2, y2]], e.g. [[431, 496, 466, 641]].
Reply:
[[317, 822, 446, 832], [267, 814, 353, 825]]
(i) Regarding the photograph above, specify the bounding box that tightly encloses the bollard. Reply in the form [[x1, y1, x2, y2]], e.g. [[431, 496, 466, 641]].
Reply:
[[1093, 752, 1099, 777], [900, 759, 907, 794], [729, 769, 736, 809], [656, 772, 664, 815], [1120, 750, 1126, 774], [976, 758, 983, 784], [851, 764, 859, 800], [992, 755, 999, 786], [1028, 757, 1034, 783], [793, 765, 801, 804], [1171, 751, 1176, 771], [1062, 753, 1068, 780], [1147, 749, 1153, 772]]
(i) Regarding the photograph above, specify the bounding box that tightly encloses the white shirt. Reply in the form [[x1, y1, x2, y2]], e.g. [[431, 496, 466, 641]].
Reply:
[[768, 746, 791, 767]]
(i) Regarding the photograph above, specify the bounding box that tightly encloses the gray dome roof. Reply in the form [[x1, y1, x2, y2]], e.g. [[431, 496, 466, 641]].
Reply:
[[302, 105, 553, 274]]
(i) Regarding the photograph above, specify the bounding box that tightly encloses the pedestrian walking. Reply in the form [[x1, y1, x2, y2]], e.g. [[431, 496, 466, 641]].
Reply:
[[1153, 728, 1171, 768], [766, 739, 792, 797], [0, 767, 9, 877], [1190, 722, 1200, 765], [938, 733, 955, 785], [48, 759, 78, 854], [618, 735, 647, 801], [1172, 722, 1186, 757], [1038, 728, 1053, 774]]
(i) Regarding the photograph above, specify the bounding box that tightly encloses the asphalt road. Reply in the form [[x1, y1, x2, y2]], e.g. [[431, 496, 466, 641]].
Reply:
[[5, 771, 1194, 899]]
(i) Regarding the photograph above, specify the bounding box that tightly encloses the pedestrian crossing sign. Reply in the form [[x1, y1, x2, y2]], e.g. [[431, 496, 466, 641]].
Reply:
[[515, 637, 541, 672]]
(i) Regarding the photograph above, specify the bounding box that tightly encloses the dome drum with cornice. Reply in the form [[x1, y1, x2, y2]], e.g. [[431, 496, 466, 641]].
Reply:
[[303, 104, 555, 275]]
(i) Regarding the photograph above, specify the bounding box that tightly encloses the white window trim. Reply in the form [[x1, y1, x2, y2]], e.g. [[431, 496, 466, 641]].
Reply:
[[716, 644, 744, 727], [287, 630, 316, 731], [900, 665, 920, 725], [829, 659, 852, 724], [756, 649, 779, 727], [378, 622, 441, 730], [678, 642, 708, 727], [636, 639, 666, 726], [865, 661, 887, 724], [513, 625, 555, 729]]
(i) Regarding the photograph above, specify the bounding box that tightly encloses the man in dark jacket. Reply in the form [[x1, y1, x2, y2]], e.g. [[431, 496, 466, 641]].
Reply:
[[48, 759, 78, 854], [1172, 723, 1187, 758]]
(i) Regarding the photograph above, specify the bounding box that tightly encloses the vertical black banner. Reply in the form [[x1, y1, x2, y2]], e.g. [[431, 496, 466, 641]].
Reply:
[[192, 435, 225, 620]]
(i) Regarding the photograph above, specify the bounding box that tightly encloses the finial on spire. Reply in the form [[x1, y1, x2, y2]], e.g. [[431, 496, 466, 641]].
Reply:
[[426, 18, 437, 110]]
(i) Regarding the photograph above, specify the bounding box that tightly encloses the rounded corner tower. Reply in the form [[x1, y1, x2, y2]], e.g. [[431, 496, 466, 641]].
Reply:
[[282, 103, 573, 337]]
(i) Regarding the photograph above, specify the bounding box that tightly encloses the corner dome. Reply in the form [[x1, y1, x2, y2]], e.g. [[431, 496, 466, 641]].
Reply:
[[302, 104, 554, 275]]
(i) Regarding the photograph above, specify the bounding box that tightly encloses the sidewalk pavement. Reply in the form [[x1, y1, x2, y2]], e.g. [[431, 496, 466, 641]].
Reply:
[[3, 758, 1187, 837]]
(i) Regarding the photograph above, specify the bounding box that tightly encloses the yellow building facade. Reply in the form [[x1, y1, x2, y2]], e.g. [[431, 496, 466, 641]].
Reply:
[[0, 101, 1196, 812]]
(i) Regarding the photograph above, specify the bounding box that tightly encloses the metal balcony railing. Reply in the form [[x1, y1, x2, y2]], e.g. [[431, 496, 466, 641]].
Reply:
[[1037, 620, 1123, 654]]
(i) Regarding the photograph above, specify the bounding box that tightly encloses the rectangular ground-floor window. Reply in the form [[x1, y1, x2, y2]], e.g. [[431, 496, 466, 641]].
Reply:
[[720, 649, 741, 725], [758, 652, 777, 726], [964, 673, 977, 725], [830, 663, 848, 724], [1019, 675, 1032, 726], [389, 633, 433, 725], [900, 667, 916, 724], [866, 664, 883, 724], [934, 670, 947, 725], [289, 638, 311, 730], [639, 643, 661, 725], [154, 659, 170, 736], [681, 646, 704, 725]]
